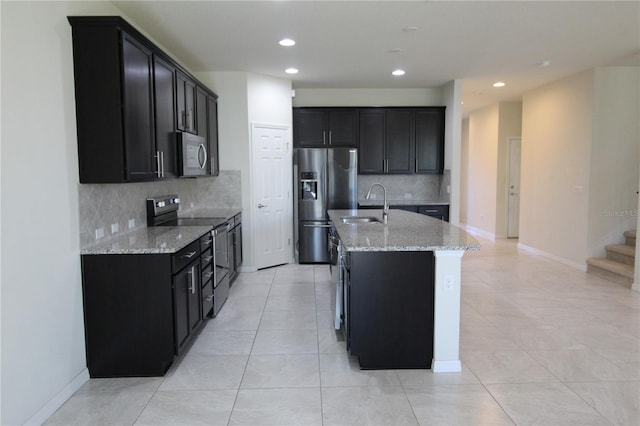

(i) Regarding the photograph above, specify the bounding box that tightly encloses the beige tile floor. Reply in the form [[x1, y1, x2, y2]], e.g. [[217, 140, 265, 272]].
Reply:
[[45, 237, 640, 425]]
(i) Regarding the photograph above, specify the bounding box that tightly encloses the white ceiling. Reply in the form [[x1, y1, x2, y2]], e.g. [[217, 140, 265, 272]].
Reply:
[[113, 1, 639, 115]]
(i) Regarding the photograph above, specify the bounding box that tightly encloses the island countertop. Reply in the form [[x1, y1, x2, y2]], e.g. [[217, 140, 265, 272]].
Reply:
[[328, 209, 480, 252]]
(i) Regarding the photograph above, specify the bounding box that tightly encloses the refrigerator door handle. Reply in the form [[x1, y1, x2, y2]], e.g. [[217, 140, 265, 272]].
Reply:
[[304, 223, 333, 228]]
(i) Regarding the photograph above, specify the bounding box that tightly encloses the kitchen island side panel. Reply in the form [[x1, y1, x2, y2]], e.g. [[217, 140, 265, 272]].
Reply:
[[348, 251, 435, 369]]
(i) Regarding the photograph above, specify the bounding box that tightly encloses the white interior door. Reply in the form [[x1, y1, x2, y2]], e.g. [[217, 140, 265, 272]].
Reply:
[[507, 138, 522, 238], [251, 124, 292, 269]]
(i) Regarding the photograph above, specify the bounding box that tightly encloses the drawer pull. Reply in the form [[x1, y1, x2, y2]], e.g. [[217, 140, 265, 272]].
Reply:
[[203, 238, 213, 245], [203, 271, 214, 280], [182, 251, 197, 259], [203, 255, 213, 263], [205, 295, 214, 302], [423, 209, 438, 213]]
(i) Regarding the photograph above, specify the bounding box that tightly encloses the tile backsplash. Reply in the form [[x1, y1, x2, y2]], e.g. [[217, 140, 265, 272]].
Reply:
[[357, 171, 450, 203], [79, 171, 241, 247]]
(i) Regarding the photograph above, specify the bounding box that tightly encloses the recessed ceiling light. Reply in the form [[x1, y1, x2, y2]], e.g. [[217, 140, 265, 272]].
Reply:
[[402, 26, 419, 32], [537, 59, 552, 67], [389, 48, 403, 54], [493, 81, 506, 88], [285, 68, 299, 74], [392, 69, 406, 76], [279, 38, 296, 47]]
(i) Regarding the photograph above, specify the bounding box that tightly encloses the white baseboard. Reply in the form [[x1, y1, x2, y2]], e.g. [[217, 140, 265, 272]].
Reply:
[[517, 243, 587, 272], [431, 359, 462, 373], [461, 224, 496, 240], [25, 368, 89, 426]]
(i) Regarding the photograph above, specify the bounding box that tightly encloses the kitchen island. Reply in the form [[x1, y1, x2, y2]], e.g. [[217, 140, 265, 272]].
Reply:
[[328, 208, 480, 372]]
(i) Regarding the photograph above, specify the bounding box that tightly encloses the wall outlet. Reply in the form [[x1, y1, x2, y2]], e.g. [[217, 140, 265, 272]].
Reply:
[[128, 219, 135, 229], [95, 227, 104, 239], [369, 194, 377, 199], [444, 275, 455, 291], [111, 223, 119, 234], [446, 185, 451, 194], [404, 193, 412, 199]]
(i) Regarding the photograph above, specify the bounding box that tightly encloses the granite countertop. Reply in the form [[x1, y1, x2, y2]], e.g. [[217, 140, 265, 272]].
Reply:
[[357, 200, 450, 206], [81, 226, 213, 255], [328, 209, 480, 252], [179, 207, 242, 220]]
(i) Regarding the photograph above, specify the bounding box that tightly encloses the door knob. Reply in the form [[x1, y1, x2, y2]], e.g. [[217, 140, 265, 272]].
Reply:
[[258, 203, 267, 208]]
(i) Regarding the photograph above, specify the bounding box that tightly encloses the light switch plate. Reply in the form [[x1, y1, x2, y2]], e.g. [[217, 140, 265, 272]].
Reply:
[[128, 219, 135, 229], [95, 227, 104, 239], [111, 223, 119, 234]]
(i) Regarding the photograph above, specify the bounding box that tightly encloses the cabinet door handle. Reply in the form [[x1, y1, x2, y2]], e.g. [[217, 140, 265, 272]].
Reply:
[[323, 131, 326, 145], [182, 251, 197, 259], [160, 151, 165, 177], [188, 266, 196, 294], [155, 151, 161, 178], [423, 209, 438, 213], [384, 159, 389, 173], [329, 130, 332, 145]]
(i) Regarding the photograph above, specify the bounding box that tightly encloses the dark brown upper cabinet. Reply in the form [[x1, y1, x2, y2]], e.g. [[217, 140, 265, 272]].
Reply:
[[177, 71, 197, 134], [68, 16, 219, 183], [415, 108, 445, 174], [293, 108, 358, 147], [358, 108, 414, 174]]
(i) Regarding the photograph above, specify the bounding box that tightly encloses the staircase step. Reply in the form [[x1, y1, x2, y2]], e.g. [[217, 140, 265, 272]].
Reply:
[[587, 257, 634, 288], [624, 230, 636, 246], [606, 244, 636, 265]]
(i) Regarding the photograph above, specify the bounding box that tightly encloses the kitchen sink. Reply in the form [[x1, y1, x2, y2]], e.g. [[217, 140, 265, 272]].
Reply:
[[341, 216, 382, 224]]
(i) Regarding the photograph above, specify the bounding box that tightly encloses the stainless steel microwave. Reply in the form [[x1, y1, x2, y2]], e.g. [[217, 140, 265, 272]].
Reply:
[[177, 132, 207, 177]]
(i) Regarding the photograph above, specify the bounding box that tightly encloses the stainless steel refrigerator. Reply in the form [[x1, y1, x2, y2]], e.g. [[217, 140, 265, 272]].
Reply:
[[294, 147, 357, 263]]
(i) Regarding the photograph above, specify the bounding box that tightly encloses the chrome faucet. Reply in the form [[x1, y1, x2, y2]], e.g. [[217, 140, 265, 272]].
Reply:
[[365, 183, 388, 224]]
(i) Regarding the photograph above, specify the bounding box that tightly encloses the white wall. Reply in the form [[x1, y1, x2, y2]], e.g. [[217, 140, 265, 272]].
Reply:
[[588, 66, 640, 257], [197, 72, 293, 270], [442, 80, 463, 225], [460, 119, 470, 224], [466, 104, 500, 236], [0, 2, 120, 424], [292, 88, 442, 107], [520, 70, 594, 267]]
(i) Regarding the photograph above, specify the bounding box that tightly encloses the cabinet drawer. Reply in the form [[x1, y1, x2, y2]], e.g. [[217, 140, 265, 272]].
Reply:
[[172, 240, 200, 273], [200, 233, 214, 252], [202, 280, 213, 318], [202, 261, 214, 284], [201, 248, 213, 270], [418, 205, 449, 222]]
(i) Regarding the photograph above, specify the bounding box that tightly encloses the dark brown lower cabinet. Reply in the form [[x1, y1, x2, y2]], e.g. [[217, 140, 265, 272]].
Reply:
[[81, 241, 205, 377], [346, 251, 435, 369]]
